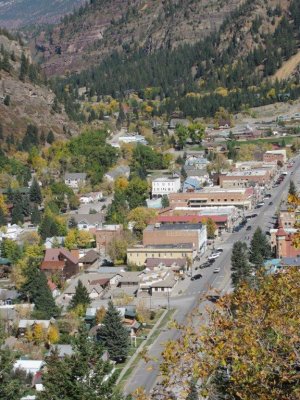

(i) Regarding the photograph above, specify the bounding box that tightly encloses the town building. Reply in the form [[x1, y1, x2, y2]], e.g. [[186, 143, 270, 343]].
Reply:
[[79, 249, 100, 270], [275, 226, 300, 258], [127, 244, 195, 267], [104, 165, 130, 182], [169, 187, 253, 210], [152, 176, 181, 197], [118, 135, 148, 145], [263, 150, 287, 164], [91, 224, 123, 253], [40, 248, 79, 280], [219, 169, 271, 188], [71, 213, 104, 230], [64, 173, 87, 189], [143, 223, 207, 253]]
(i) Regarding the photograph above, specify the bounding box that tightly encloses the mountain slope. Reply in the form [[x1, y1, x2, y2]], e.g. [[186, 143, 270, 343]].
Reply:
[[0, 0, 85, 29], [0, 31, 78, 146], [33, 0, 245, 76]]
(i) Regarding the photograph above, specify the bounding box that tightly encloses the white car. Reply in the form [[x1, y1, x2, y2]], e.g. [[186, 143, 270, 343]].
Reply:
[[209, 253, 221, 260], [213, 267, 221, 273]]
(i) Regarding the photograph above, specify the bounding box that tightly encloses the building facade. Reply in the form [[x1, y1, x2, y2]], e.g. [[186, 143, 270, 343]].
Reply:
[[152, 176, 181, 197]]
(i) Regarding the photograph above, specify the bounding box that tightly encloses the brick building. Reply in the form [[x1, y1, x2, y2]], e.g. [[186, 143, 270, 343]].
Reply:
[[168, 187, 253, 210], [40, 248, 79, 280], [263, 150, 286, 164], [143, 223, 207, 253], [275, 226, 300, 258], [219, 169, 271, 188], [91, 225, 123, 253]]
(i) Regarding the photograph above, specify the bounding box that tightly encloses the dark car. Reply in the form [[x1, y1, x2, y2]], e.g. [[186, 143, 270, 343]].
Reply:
[[191, 273, 202, 281], [207, 295, 220, 303], [246, 225, 252, 231], [269, 201, 273, 205], [101, 259, 114, 266], [200, 261, 211, 269]]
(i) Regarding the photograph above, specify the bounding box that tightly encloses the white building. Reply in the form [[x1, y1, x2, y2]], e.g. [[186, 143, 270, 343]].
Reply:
[[64, 173, 87, 189], [14, 360, 44, 375], [152, 176, 181, 197], [118, 135, 148, 145]]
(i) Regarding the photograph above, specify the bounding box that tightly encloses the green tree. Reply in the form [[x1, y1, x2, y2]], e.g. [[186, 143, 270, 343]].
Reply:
[[4, 95, 10, 106], [20, 267, 59, 319], [0, 323, 27, 400], [289, 180, 297, 196], [175, 124, 189, 149], [97, 301, 130, 362], [0, 207, 6, 226], [46, 130, 55, 144], [231, 241, 251, 288], [11, 203, 24, 225], [69, 280, 91, 311], [126, 177, 148, 209], [19, 52, 29, 81], [161, 195, 170, 208], [29, 178, 42, 204], [30, 204, 41, 225], [0, 239, 22, 264], [38, 325, 122, 400], [249, 227, 271, 268]]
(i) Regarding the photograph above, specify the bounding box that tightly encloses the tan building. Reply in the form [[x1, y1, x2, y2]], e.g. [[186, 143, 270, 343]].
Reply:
[[127, 244, 194, 267], [169, 187, 253, 210], [219, 169, 271, 188], [278, 208, 300, 229], [263, 150, 286, 164]]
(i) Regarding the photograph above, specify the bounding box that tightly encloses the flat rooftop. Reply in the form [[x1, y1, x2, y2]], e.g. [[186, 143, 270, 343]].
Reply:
[[145, 223, 203, 232], [224, 170, 267, 177], [129, 243, 194, 250]]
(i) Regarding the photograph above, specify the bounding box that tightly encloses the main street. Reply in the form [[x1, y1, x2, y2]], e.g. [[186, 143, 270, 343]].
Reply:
[[123, 154, 300, 396]]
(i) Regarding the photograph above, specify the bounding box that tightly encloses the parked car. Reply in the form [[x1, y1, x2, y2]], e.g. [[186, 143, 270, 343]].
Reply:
[[191, 273, 202, 281], [209, 253, 220, 260], [269, 201, 273, 205], [246, 226, 252, 231], [200, 261, 211, 269], [207, 295, 220, 303], [213, 267, 221, 273], [215, 248, 223, 253]]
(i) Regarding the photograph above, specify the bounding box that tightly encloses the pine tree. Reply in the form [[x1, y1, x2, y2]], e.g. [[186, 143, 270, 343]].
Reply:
[[31, 204, 41, 225], [46, 130, 55, 144], [4, 95, 10, 106], [11, 203, 24, 225], [69, 280, 91, 310], [249, 227, 271, 268], [39, 325, 122, 400], [19, 52, 29, 82], [97, 301, 130, 362], [289, 180, 297, 196], [0, 207, 6, 226], [161, 195, 170, 208], [231, 241, 251, 288], [29, 178, 42, 204], [20, 267, 59, 319]]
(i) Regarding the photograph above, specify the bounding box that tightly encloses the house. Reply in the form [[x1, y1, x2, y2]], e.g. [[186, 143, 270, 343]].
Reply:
[[0, 224, 24, 241], [40, 248, 79, 280], [104, 165, 130, 182], [185, 156, 209, 169], [79, 249, 100, 270], [17, 319, 53, 337], [48, 344, 74, 358], [118, 134, 148, 145], [14, 360, 44, 375], [48, 280, 60, 298], [150, 273, 177, 294], [152, 176, 181, 197], [168, 118, 189, 129], [64, 273, 120, 300], [71, 213, 104, 230], [0, 289, 18, 305], [64, 173, 87, 189], [143, 223, 207, 254], [183, 177, 202, 192], [79, 192, 102, 204]]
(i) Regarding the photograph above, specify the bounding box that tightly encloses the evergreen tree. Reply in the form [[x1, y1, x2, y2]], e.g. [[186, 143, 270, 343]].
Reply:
[[161, 194, 170, 208], [0, 323, 27, 400], [289, 180, 297, 196], [4, 95, 10, 106], [19, 52, 29, 81], [69, 280, 91, 310], [0, 207, 6, 226], [29, 178, 42, 204], [38, 325, 122, 400], [0, 123, 3, 140], [231, 241, 251, 288], [11, 203, 24, 225], [97, 301, 130, 362], [249, 227, 271, 268], [181, 166, 187, 180], [31, 204, 41, 225], [20, 267, 59, 319], [46, 130, 55, 144]]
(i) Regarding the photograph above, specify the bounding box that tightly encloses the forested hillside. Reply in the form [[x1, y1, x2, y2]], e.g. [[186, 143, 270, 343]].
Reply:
[[33, 0, 244, 76], [52, 0, 300, 120], [0, 29, 78, 149]]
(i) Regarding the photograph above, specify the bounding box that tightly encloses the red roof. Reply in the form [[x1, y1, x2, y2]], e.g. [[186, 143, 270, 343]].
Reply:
[[41, 261, 65, 270], [43, 248, 78, 265], [47, 280, 57, 291], [89, 278, 110, 286], [276, 226, 288, 237], [154, 215, 228, 224]]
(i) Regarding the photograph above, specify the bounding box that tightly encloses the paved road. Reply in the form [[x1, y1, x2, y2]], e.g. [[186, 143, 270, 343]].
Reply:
[[123, 155, 300, 395]]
